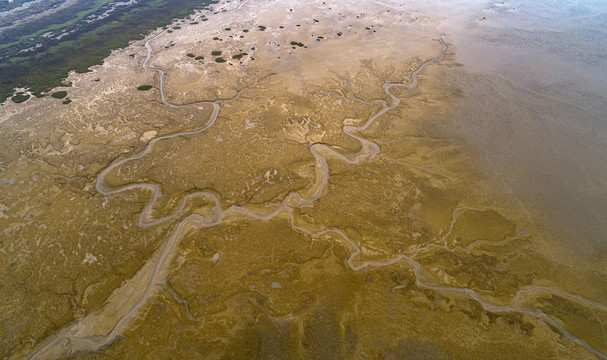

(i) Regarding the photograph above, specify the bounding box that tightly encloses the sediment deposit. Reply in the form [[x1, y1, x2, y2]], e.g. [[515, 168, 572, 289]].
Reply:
[[1, 0, 605, 359]]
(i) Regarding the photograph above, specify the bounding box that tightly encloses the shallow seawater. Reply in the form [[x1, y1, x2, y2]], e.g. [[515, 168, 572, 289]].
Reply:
[[422, 0, 607, 254]]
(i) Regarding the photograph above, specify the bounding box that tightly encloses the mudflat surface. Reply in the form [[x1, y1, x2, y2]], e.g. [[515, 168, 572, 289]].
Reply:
[[0, 0, 606, 359]]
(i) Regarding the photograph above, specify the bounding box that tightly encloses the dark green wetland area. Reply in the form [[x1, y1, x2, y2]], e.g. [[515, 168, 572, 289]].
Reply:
[[0, 0, 216, 102]]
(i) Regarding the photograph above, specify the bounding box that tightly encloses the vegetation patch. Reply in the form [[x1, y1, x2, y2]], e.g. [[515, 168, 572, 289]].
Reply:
[[290, 41, 305, 47], [51, 91, 68, 99], [258, 25, 266, 31], [137, 85, 153, 91], [186, 53, 195, 58], [215, 57, 226, 63], [211, 51, 222, 56], [11, 93, 30, 103], [195, 56, 204, 60], [213, 37, 220, 40], [62, 99, 72, 104]]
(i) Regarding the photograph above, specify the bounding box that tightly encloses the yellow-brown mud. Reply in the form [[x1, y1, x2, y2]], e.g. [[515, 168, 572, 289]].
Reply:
[[0, 0, 605, 359]]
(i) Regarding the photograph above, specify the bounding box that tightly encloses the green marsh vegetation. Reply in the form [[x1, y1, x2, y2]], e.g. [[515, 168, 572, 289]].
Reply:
[[51, 91, 68, 99], [0, 0, 218, 103], [10, 93, 30, 103], [137, 85, 153, 91], [0, 0, 116, 51]]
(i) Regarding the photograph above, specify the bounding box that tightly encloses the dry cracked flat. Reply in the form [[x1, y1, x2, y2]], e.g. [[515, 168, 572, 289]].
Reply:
[[0, 0, 606, 359]]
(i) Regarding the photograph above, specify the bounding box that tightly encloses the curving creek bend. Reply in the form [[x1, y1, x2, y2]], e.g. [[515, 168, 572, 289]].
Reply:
[[27, 14, 607, 360]]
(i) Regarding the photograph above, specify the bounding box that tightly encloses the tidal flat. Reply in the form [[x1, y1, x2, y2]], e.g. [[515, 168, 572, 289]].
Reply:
[[0, 0, 606, 359]]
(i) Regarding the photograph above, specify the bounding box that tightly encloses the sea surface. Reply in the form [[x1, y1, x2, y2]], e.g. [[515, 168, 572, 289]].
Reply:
[[421, 0, 607, 255]]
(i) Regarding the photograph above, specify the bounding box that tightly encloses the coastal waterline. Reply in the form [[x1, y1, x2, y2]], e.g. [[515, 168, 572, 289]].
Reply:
[[430, 0, 607, 257], [0, 0, 218, 102]]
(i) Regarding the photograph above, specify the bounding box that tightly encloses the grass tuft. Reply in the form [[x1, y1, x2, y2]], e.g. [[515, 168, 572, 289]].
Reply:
[[51, 91, 68, 99], [11, 93, 30, 103]]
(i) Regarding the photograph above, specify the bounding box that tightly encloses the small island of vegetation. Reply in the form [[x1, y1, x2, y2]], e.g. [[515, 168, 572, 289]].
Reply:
[[11, 93, 30, 103], [51, 91, 68, 99]]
